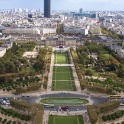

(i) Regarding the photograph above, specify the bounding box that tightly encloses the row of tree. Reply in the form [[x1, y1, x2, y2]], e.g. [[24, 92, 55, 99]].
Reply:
[[0, 106, 31, 121], [10, 99, 44, 123], [87, 101, 120, 124], [42, 47, 53, 89], [102, 110, 124, 121], [0, 76, 40, 92], [15, 83, 41, 94], [0, 117, 21, 124], [101, 26, 124, 40]]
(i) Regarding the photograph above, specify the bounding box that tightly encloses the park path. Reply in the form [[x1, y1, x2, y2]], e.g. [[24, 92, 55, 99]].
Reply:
[[54, 64, 74, 66], [47, 47, 54, 92], [68, 49, 82, 93]]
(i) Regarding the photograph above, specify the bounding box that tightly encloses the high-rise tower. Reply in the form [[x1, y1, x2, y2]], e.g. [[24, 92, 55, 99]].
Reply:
[[44, 0, 51, 18]]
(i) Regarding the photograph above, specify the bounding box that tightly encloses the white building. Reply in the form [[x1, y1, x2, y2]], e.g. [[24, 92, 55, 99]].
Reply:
[[41, 27, 56, 35], [2, 42, 13, 50], [117, 49, 124, 58], [2, 27, 40, 34], [64, 26, 88, 35], [0, 47, 6, 58]]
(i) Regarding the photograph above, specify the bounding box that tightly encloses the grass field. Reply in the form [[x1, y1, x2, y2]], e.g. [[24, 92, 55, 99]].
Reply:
[[52, 81, 75, 91], [53, 66, 73, 80], [54, 52, 70, 64], [53, 73, 74, 80], [41, 98, 89, 105], [53, 66, 71, 72], [52, 66, 75, 91], [48, 115, 84, 124]]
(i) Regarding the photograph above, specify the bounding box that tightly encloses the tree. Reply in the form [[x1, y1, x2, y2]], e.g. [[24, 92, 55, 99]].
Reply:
[[33, 61, 43, 73], [118, 64, 124, 78], [0, 62, 5, 74], [85, 40, 91, 46], [5, 61, 15, 73]]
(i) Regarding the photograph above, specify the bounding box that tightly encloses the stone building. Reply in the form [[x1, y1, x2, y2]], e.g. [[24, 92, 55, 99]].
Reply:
[[41, 34, 81, 47]]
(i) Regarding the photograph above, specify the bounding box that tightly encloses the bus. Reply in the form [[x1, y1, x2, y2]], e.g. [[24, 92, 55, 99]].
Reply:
[[109, 95, 121, 98], [44, 104, 54, 108]]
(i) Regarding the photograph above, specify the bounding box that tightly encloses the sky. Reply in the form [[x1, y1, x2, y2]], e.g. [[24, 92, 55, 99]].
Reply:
[[0, 0, 124, 11]]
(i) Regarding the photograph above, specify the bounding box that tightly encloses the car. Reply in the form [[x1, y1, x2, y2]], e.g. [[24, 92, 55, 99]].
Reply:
[[54, 109, 56, 111], [120, 103, 124, 106], [2, 101, 7, 105], [5, 102, 10, 105], [61, 106, 69, 111], [21, 96, 25, 97]]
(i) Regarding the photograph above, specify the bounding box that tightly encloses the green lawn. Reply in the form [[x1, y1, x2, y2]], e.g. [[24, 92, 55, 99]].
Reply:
[[48, 116, 84, 124], [84, 67, 99, 76], [53, 73, 73, 80], [54, 52, 70, 64], [53, 66, 71, 72], [41, 98, 89, 105], [52, 81, 75, 91], [52, 66, 75, 91], [53, 66, 73, 80]]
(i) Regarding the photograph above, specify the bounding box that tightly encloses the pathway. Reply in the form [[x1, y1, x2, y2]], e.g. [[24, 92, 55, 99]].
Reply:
[[68, 49, 82, 93], [47, 47, 54, 92], [54, 64, 74, 66]]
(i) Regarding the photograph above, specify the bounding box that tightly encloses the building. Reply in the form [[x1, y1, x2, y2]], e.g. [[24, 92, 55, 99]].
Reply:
[[28, 14, 32, 18], [41, 27, 56, 35], [63, 26, 88, 35], [2, 28, 40, 34], [0, 47, 6, 58], [44, 0, 51, 18], [0, 41, 13, 58], [2, 41, 13, 50], [41, 34, 81, 46], [79, 8, 83, 14], [73, 13, 99, 19]]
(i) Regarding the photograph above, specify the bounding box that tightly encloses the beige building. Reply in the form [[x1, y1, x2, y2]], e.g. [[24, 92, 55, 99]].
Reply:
[[41, 35, 81, 47], [2, 28, 40, 34]]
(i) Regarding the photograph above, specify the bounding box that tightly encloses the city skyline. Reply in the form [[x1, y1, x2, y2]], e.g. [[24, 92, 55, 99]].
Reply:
[[0, 0, 124, 11]]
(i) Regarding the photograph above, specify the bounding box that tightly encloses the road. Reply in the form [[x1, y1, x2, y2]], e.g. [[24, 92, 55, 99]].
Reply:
[[19, 93, 109, 111], [1, 93, 124, 111]]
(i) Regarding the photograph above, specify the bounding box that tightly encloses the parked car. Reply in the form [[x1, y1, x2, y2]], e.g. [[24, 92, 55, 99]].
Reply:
[[61, 106, 69, 111]]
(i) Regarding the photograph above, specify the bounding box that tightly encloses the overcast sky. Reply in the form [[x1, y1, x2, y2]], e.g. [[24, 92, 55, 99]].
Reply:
[[0, 0, 124, 11]]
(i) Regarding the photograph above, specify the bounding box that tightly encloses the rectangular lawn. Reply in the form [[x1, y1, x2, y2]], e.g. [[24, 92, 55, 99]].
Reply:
[[53, 66, 71, 72], [52, 81, 75, 91], [53, 73, 73, 80], [54, 52, 70, 64], [52, 66, 75, 91], [53, 66, 73, 80], [48, 115, 84, 124]]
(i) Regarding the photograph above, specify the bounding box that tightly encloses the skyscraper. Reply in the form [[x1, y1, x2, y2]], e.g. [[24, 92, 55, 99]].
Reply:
[[79, 8, 83, 14], [44, 0, 51, 18]]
